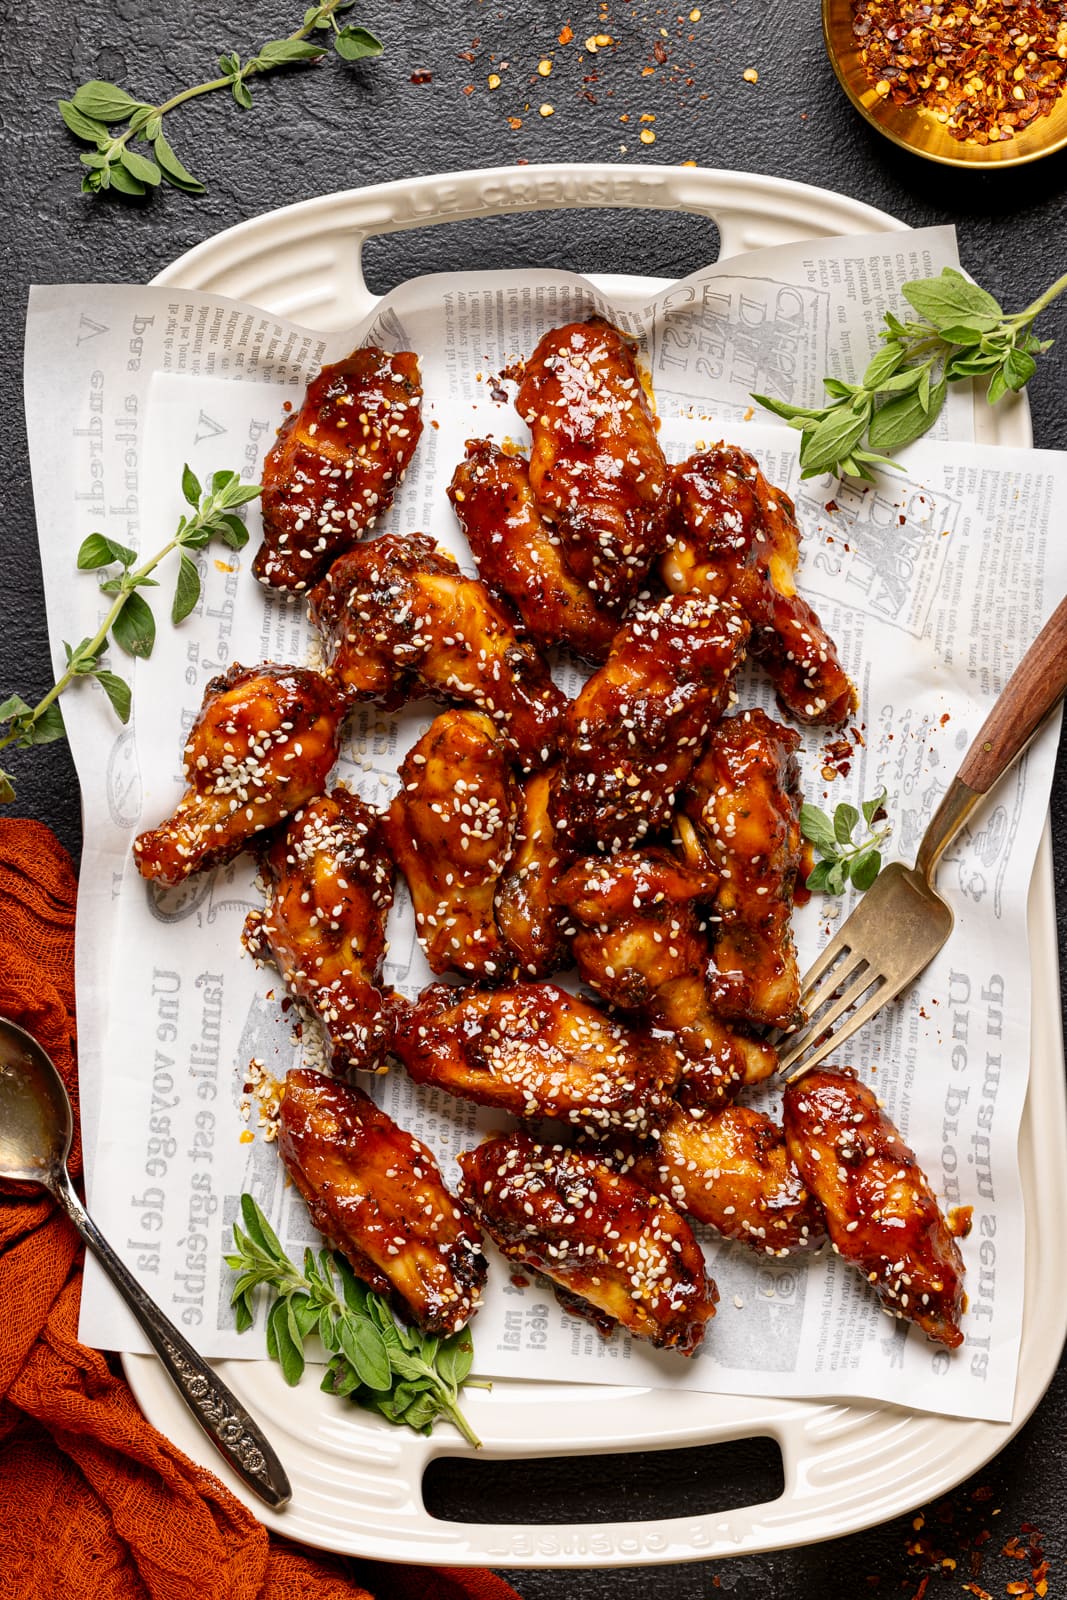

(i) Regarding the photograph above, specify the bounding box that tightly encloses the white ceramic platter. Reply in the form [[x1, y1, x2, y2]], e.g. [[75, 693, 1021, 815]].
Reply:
[[123, 165, 1067, 1568]]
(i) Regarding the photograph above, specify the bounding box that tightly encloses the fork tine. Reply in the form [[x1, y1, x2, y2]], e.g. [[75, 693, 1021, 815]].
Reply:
[[795, 928, 854, 1009], [797, 946, 869, 1029], [775, 962, 882, 1074], [765, 934, 859, 1048], [780, 976, 902, 1081]]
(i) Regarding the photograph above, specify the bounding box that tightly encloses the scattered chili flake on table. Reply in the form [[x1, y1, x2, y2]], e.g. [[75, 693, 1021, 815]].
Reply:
[[851, 0, 1067, 144]]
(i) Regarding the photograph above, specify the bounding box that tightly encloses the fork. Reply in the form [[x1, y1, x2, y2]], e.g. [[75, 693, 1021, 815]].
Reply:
[[776, 592, 1067, 1081]]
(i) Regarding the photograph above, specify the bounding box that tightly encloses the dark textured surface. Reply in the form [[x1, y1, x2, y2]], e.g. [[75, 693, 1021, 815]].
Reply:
[[2, 0, 1065, 1591]]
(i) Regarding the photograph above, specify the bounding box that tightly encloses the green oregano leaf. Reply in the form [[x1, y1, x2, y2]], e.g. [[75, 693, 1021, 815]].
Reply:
[[171, 553, 202, 623], [94, 669, 133, 723], [111, 591, 157, 658], [58, 99, 109, 143], [71, 79, 146, 122], [119, 147, 162, 187], [334, 24, 384, 59]]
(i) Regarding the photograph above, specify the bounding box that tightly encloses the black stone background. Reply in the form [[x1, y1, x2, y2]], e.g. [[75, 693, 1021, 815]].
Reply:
[[1, 0, 1065, 1591]]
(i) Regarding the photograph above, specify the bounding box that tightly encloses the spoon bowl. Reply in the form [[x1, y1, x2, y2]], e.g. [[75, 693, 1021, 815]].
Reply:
[[0, 1018, 73, 1184], [0, 1014, 291, 1509]]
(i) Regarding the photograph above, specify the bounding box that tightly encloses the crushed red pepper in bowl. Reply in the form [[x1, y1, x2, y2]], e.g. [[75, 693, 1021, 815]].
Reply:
[[824, 0, 1067, 164], [851, 0, 1067, 145]]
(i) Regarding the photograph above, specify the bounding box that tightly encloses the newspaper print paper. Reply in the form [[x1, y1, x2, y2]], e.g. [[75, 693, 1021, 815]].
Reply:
[[23, 223, 1062, 1423]]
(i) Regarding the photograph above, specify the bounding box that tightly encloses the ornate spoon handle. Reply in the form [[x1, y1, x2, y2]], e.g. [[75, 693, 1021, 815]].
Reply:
[[52, 1172, 291, 1509]]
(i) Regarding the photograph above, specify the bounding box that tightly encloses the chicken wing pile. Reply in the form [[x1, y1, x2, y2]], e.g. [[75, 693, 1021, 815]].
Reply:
[[133, 320, 967, 1359]]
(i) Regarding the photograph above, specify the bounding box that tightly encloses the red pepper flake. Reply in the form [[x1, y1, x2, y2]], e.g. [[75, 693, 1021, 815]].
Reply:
[[654, 39, 669, 62], [850, 0, 1067, 146], [559, 23, 574, 43], [508, 115, 523, 128], [462, 82, 475, 95], [410, 69, 433, 84], [963, 1588, 992, 1600]]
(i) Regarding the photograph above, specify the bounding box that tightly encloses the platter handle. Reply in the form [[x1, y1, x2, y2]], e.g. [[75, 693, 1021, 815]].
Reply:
[[157, 163, 905, 326]]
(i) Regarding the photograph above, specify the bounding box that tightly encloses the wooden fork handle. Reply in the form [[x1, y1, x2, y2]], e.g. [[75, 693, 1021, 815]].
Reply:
[[957, 591, 1067, 793]]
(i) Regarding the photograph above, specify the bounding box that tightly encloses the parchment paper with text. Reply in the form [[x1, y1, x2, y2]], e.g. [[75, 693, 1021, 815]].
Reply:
[[23, 222, 1064, 1423]]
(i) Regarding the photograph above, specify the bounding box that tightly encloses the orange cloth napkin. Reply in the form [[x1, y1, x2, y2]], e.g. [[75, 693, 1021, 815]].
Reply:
[[0, 817, 521, 1600]]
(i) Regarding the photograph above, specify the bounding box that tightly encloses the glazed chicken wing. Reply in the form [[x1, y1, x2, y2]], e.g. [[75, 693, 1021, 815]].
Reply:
[[493, 769, 570, 979], [383, 709, 518, 980], [255, 347, 422, 594], [664, 445, 855, 726], [278, 1068, 487, 1336], [679, 708, 804, 1028], [133, 663, 344, 886], [550, 592, 749, 854], [517, 319, 670, 608], [631, 1103, 824, 1257], [458, 1133, 716, 1353], [556, 850, 777, 1109], [783, 1068, 965, 1347], [393, 981, 680, 1135], [243, 789, 396, 1076], [448, 439, 621, 662], [309, 532, 566, 767]]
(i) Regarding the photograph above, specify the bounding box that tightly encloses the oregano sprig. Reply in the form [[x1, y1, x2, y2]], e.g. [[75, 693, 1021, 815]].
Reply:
[[754, 266, 1067, 481], [226, 1195, 485, 1447], [801, 789, 891, 895], [60, 1, 383, 200], [0, 465, 259, 804]]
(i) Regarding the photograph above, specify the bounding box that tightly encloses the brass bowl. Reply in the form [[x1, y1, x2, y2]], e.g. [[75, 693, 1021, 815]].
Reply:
[[823, 0, 1067, 168]]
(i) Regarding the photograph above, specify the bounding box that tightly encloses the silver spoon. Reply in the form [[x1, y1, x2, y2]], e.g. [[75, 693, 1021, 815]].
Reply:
[[0, 1016, 291, 1510]]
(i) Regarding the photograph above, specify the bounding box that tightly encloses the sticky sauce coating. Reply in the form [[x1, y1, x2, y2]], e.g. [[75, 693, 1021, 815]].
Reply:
[[681, 708, 805, 1028], [449, 438, 621, 661], [255, 346, 422, 593], [783, 1067, 965, 1347], [517, 318, 670, 607], [133, 662, 344, 886], [459, 1132, 717, 1354], [550, 591, 750, 853], [243, 788, 396, 1076], [309, 531, 566, 768], [394, 981, 680, 1135], [632, 1103, 825, 1258], [665, 444, 856, 727], [278, 1067, 487, 1336]]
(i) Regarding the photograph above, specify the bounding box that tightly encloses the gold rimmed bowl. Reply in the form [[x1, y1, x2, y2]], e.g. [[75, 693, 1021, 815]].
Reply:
[[823, 0, 1067, 168]]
